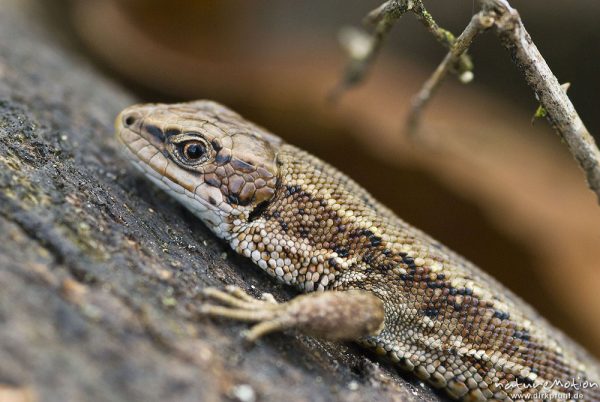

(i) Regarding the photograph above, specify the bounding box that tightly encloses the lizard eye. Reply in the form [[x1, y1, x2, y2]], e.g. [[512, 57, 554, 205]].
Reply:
[[181, 141, 206, 161], [168, 133, 211, 167]]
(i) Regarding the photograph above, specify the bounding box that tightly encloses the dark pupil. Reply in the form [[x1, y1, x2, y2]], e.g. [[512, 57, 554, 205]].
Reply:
[[185, 143, 205, 159]]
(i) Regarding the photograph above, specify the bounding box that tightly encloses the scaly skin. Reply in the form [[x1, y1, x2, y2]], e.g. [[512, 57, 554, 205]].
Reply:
[[116, 100, 600, 401]]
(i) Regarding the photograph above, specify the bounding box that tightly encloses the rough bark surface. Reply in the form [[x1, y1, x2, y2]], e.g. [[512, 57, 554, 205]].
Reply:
[[0, 3, 442, 402]]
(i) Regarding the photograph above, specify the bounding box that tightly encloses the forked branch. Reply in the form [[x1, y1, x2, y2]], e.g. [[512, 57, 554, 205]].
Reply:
[[336, 0, 600, 203]]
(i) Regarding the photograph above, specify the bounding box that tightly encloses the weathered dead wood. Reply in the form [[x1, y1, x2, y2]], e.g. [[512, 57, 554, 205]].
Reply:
[[0, 3, 442, 401]]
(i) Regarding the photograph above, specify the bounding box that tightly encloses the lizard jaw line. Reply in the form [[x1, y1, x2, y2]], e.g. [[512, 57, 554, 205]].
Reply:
[[117, 130, 233, 238]]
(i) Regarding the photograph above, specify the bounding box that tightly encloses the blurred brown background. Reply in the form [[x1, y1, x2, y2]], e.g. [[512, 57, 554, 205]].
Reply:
[[32, 0, 600, 356]]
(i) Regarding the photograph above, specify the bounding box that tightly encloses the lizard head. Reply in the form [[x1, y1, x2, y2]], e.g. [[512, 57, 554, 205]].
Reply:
[[115, 100, 281, 239]]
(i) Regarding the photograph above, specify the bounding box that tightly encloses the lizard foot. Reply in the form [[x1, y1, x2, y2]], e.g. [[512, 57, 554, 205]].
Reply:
[[199, 287, 385, 343]]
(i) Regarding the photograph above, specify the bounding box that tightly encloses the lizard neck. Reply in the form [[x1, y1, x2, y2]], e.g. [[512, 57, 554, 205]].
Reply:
[[226, 144, 406, 293]]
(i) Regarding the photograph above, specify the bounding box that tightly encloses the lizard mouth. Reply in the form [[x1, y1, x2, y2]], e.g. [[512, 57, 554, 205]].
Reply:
[[115, 108, 174, 188]]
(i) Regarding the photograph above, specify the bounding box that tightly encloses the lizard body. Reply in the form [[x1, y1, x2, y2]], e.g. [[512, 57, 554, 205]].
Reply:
[[116, 100, 600, 401]]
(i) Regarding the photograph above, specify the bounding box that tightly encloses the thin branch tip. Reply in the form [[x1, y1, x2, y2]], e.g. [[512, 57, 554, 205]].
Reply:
[[337, 0, 600, 202]]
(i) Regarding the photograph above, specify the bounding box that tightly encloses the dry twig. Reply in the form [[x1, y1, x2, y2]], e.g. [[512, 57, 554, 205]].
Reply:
[[336, 0, 600, 203], [407, 11, 494, 137], [483, 0, 600, 201], [331, 0, 473, 100]]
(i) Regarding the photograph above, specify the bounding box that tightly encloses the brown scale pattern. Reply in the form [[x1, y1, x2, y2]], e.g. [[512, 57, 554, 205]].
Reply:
[[118, 101, 600, 402], [272, 146, 597, 398], [247, 144, 600, 401]]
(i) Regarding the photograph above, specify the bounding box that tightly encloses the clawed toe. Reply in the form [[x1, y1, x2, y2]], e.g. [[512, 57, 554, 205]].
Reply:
[[197, 303, 276, 322], [201, 286, 274, 310], [197, 286, 292, 342], [260, 292, 278, 304]]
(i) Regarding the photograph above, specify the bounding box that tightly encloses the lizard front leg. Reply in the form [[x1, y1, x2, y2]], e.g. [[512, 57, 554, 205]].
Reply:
[[199, 286, 385, 343]]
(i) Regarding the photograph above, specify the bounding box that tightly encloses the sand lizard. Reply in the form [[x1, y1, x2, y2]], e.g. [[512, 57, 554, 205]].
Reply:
[[115, 100, 600, 401]]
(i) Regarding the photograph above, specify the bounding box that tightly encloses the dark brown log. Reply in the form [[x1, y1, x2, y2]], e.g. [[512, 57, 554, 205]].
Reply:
[[0, 3, 441, 401]]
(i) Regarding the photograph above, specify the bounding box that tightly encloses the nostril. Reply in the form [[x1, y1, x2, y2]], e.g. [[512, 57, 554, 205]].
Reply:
[[124, 115, 137, 126]]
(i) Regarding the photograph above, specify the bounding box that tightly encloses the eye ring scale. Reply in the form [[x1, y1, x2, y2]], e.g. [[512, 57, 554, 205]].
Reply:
[[167, 133, 212, 167]]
